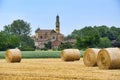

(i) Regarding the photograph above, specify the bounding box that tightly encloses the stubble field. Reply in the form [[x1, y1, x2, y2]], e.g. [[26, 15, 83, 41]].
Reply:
[[0, 58, 120, 80]]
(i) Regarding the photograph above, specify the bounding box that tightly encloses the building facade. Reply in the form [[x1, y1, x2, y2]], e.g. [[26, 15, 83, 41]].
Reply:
[[35, 15, 64, 49]]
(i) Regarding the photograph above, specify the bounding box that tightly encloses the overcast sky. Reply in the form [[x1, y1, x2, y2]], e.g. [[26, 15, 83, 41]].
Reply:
[[0, 0, 120, 36]]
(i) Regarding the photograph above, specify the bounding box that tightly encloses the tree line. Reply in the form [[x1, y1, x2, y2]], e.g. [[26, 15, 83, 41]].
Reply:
[[1, 19, 120, 51], [64, 25, 120, 50], [0, 19, 35, 51]]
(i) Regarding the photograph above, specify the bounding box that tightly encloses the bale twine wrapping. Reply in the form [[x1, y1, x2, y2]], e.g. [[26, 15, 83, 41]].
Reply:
[[97, 48, 120, 69], [83, 48, 100, 67], [61, 49, 80, 61], [5, 49, 22, 63]]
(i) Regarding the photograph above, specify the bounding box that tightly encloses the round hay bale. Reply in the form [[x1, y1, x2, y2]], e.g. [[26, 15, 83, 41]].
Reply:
[[83, 48, 100, 67], [5, 48, 22, 63], [97, 48, 120, 69], [61, 49, 80, 61], [73, 49, 80, 60]]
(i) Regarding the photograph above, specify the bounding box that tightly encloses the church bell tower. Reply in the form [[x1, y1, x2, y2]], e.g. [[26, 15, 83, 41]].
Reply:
[[56, 15, 60, 34]]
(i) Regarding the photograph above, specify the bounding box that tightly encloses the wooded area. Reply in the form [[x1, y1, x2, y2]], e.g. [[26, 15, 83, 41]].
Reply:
[[66, 25, 120, 49]]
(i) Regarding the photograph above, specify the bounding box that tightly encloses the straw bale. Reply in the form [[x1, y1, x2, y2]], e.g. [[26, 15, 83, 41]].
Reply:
[[97, 48, 120, 69], [61, 49, 80, 61], [5, 48, 22, 63], [83, 48, 100, 67]]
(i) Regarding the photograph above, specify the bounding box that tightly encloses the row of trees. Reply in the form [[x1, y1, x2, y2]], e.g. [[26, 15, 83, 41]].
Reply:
[[1, 19, 119, 51], [65, 25, 120, 49], [0, 19, 35, 51]]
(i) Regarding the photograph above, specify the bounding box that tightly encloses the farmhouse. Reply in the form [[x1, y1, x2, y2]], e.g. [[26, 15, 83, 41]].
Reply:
[[34, 15, 64, 49]]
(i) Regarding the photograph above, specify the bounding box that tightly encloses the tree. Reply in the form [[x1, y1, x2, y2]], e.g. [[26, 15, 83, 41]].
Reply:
[[44, 41, 52, 49], [109, 26, 120, 40], [75, 37, 86, 49], [3, 25, 12, 35], [117, 35, 120, 42], [19, 35, 35, 51], [98, 37, 111, 48], [94, 25, 120, 41], [0, 32, 8, 50], [94, 25, 109, 37], [69, 29, 81, 39], [64, 25, 120, 49], [7, 35, 20, 48], [75, 26, 100, 49], [58, 42, 73, 50], [3, 19, 34, 50], [4, 19, 31, 36], [0, 31, 20, 50]]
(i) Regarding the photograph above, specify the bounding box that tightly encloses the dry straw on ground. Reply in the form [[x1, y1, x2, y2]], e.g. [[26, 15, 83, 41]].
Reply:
[[5, 48, 22, 63], [61, 49, 80, 61], [97, 48, 120, 69], [83, 48, 100, 67], [1, 58, 120, 80]]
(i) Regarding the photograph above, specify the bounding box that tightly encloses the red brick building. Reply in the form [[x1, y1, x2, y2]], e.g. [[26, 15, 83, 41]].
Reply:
[[35, 15, 64, 49]]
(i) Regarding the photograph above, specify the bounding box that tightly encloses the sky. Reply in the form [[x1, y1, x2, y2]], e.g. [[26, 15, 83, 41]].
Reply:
[[0, 0, 120, 36]]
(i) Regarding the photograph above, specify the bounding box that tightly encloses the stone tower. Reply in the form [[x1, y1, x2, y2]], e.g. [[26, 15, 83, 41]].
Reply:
[[56, 15, 60, 33]]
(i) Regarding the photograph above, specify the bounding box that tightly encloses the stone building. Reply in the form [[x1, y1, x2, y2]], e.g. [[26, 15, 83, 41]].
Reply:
[[35, 15, 64, 49]]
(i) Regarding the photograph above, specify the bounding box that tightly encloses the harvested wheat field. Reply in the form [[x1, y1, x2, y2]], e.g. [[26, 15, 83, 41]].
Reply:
[[0, 58, 120, 80]]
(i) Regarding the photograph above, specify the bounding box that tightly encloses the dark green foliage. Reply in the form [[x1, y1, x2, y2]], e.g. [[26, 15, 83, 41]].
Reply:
[[98, 37, 111, 48], [69, 29, 81, 39], [20, 35, 35, 51], [58, 42, 73, 50], [19, 46, 35, 51], [7, 35, 20, 48], [44, 41, 52, 49], [65, 34, 75, 40], [94, 25, 120, 41], [67, 25, 120, 49], [0, 32, 20, 50], [117, 35, 120, 42], [0, 32, 8, 50], [1, 19, 34, 51], [4, 19, 31, 36], [110, 26, 120, 40], [40, 48, 48, 51], [94, 25, 109, 38], [75, 26, 100, 49]]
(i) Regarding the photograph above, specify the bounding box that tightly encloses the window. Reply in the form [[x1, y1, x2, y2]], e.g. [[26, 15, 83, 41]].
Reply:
[[53, 36, 55, 39], [40, 36, 43, 39]]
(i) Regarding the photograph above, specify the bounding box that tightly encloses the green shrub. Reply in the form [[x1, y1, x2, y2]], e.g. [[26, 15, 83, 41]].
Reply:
[[19, 46, 35, 51], [40, 48, 47, 51]]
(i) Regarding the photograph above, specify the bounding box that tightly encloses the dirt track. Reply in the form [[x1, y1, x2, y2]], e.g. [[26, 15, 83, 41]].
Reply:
[[0, 58, 120, 80]]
